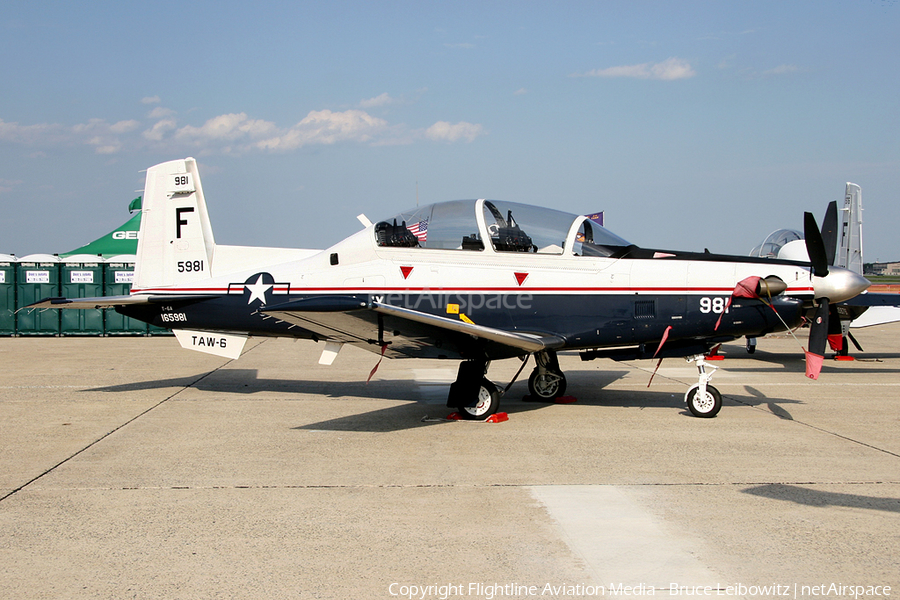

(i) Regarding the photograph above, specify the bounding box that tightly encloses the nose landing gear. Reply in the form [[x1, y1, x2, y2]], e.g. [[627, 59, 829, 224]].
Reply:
[[684, 354, 722, 418]]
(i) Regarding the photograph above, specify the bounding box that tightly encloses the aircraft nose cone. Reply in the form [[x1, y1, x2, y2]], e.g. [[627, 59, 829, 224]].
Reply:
[[812, 267, 870, 302]]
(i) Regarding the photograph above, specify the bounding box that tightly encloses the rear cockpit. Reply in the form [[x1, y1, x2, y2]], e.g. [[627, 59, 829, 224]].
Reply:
[[749, 229, 804, 259]]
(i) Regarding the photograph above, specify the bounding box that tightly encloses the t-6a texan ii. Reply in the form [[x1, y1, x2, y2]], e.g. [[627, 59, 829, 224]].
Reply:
[[32, 158, 870, 420]]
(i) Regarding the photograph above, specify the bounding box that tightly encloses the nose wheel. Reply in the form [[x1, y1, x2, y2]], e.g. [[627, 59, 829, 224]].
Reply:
[[685, 383, 722, 417], [684, 354, 722, 418]]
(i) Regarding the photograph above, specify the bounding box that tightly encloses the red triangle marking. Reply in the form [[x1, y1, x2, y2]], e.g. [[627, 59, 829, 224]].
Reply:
[[400, 266, 414, 279], [514, 272, 528, 286]]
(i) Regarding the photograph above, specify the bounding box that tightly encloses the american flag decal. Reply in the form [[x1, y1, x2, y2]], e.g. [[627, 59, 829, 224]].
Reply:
[[407, 218, 428, 243]]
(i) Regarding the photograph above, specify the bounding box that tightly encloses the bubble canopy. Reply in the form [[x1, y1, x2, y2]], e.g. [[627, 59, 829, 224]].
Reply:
[[749, 229, 803, 259], [373, 199, 631, 256]]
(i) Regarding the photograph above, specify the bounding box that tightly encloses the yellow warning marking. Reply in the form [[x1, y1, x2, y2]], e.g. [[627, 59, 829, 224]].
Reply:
[[459, 313, 475, 325], [446, 303, 460, 315]]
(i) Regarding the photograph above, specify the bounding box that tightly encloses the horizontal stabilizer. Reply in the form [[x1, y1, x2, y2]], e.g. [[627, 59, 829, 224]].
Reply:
[[26, 295, 154, 310], [27, 294, 219, 310]]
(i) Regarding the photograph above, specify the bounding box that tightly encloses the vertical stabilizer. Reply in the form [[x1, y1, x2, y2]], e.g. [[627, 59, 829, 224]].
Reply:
[[837, 183, 863, 275], [133, 158, 216, 289]]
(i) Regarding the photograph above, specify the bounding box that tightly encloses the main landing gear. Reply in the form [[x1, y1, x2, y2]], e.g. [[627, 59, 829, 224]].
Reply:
[[684, 354, 722, 418], [447, 350, 568, 420], [528, 350, 567, 401], [447, 359, 501, 420]]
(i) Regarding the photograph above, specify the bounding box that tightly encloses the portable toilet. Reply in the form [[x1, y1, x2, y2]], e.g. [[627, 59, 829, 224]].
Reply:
[[16, 254, 60, 335], [60, 254, 105, 335], [104, 255, 145, 335], [0, 254, 16, 335]]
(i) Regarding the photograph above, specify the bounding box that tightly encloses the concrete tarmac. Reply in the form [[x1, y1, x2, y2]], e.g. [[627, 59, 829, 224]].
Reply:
[[0, 325, 898, 599]]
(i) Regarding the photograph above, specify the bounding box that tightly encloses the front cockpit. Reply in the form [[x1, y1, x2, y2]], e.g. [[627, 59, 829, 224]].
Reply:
[[373, 199, 631, 257]]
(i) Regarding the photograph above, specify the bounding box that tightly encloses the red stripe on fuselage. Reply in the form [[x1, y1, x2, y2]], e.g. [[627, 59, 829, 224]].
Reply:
[[130, 286, 816, 295]]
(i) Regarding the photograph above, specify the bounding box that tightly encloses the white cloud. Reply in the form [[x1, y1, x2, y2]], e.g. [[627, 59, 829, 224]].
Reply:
[[0, 118, 66, 145], [1, 106, 483, 155], [513, 88, 527, 95], [110, 120, 140, 133], [69, 119, 140, 153], [359, 93, 395, 108], [0, 178, 23, 194], [717, 54, 737, 70], [255, 109, 388, 151], [175, 113, 279, 145], [141, 96, 161, 104], [576, 57, 696, 81], [143, 118, 177, 142], [148, 106, 175, 119], [425, 121, 484, 143], [763, 64, 799, 76]]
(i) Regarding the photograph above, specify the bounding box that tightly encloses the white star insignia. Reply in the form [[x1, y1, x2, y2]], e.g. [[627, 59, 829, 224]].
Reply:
[[245, 274, 273, 305]]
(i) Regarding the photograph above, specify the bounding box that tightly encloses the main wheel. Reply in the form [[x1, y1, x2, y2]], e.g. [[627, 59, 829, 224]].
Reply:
[[527, 368, 567, 400], [746, 337, 757, 354], [459, 379, 500, 420], [685, 384, 722, 418]]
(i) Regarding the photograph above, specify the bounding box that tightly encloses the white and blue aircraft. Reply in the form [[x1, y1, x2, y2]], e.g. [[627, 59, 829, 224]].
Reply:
[[32, 158, 870, 419]]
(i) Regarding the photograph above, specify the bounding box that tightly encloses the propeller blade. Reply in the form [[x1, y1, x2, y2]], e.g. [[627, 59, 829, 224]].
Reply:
[[827, 303, 844, 351], [804, 212, 830, 278], [847, 330, 864, 353], [805, 299, 829, 380], [820, 201, 838, 267]]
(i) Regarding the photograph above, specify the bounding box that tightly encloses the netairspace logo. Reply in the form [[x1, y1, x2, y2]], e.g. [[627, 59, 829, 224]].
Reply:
[[373, 292, 534, 312]]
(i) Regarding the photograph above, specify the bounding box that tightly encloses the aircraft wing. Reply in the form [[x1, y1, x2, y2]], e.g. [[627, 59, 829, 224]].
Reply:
[[842, 291, 900, 308], [841, 292, 900, 328], [371, 302, 566, 353], [261, 296, 565, 360]]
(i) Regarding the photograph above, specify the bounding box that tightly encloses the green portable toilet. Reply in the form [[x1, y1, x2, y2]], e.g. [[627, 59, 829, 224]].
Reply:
[[0, 254, 16, 336], [104, 255, 145, 335], [60, 254, 105, 335], [16, 254, 60, 335]]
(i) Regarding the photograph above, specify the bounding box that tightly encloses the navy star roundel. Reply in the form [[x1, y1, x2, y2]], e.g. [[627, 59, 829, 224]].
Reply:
[[227, 272, 289, 306]]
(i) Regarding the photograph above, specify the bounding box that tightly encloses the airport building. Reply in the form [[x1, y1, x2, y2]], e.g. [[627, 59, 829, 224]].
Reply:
[[865, 261, 900, 276]]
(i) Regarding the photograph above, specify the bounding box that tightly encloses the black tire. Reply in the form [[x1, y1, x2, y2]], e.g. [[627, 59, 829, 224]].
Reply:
[[685, 384, 722, 418], [459, 378, 500, 420], [527, 367, 567, 400]]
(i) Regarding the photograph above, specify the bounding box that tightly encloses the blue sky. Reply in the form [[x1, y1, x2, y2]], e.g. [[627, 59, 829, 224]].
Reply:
[[2, 1, 899, 261]]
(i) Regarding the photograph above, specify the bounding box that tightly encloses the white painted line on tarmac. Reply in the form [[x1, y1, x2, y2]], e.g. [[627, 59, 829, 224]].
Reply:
[[530, 485, 725, 590]]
